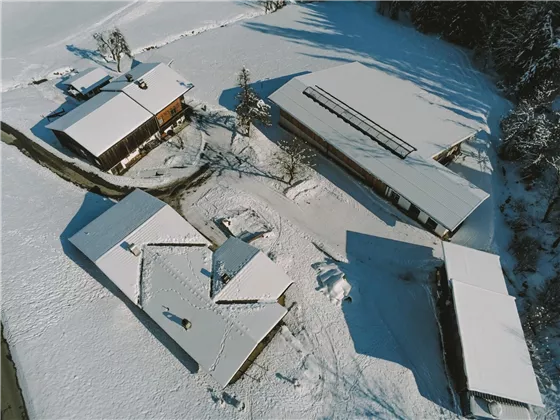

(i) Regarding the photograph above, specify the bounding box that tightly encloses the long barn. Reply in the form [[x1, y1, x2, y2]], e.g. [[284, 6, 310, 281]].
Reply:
[[269, 62, 489, 238]]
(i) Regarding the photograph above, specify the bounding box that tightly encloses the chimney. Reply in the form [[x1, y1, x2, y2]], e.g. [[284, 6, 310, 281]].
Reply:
[[137, 79, 148, 90], [128, 243, 141, 256], [125, 73, 133, 82]]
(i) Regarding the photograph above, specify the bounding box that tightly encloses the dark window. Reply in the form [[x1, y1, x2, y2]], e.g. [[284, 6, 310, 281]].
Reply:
[[425, 217, 438, 231], [409, 204, 421, 219], [170, 107, 178, 116], [389, 190, 400, 203]]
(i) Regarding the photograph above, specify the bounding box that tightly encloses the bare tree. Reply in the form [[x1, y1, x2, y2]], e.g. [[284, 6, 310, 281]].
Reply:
[[235, 66, 271, 136], [93, 28, 132, 72], [272, 138, 315, 185]]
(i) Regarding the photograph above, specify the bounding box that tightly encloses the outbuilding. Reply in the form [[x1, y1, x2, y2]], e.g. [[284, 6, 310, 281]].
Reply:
[[437, 242, 543, 419], [269, 62, 489, 237], [61, 67, 112, 100], [69, 189, 292, 388]]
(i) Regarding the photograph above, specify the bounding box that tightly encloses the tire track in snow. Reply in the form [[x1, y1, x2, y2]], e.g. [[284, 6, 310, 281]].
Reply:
[[132, 10, 268, 56]]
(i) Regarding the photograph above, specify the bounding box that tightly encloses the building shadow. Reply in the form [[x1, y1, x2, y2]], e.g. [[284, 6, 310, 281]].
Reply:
[[66, 44, 115, 72], [29, 98, 79, 157], [333, 231, 458, 414], [218, 71, 310, 111], [243, 1, 497, 130], [59, 191, 199, 374]]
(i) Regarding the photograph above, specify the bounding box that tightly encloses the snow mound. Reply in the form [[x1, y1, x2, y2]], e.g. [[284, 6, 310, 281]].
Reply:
[[315, 263, 351, 305]]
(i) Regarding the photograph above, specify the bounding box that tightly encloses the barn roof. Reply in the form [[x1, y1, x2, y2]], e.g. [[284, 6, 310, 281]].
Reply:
[[140, 245, 287, 388], [62, 67, 112, 95], [442, 242, 543, 407], [269, 62, 489, 231], [69, 190, 288, 387], [46, 91, 153, 157], [212, 237, 293, 302], [102, 62, 194, 114]]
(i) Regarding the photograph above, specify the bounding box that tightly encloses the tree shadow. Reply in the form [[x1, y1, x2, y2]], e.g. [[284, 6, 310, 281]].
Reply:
[[243, 2, 498, 130], [219, 71, 310, 111], [59, 191, 199, 374], [332, 231, 459, 414], [66, 44, 115, 72]]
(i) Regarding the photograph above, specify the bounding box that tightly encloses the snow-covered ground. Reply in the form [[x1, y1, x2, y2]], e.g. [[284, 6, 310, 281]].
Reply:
[[5, 1, 555, 418], [1, 1, 265, 91]]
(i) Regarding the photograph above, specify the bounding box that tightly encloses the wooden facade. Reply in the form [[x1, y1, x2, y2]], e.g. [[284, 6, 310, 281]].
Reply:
[[53, 116, 159, 173], [156, 97, 182, 127], [278, 109, 451, 237], [279, 110, 388, 195]]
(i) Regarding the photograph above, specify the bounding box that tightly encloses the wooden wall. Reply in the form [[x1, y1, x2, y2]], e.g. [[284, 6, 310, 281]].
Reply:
[[156, 97, 183, 128], [98, 117, 159, 171]]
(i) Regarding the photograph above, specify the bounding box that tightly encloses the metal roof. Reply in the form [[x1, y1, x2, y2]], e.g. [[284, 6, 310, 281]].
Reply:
[[141, 245, 287, 387], [69, 189, 206, 301], [69, 190, 287, 387], [62, 67, 112, 94], [269, 62, 489, 231], [102, 62, 194, 115], [46, 91, 154, 157], [442, 243, 543, 407]]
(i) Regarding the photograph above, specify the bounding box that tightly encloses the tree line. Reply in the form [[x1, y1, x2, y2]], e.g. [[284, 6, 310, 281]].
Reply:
[[378, 1, 560, 220]]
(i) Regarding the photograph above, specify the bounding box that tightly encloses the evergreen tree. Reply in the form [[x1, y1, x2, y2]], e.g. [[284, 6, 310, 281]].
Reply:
[[93, 28, 132, 72], [235, 67, 271, 136]]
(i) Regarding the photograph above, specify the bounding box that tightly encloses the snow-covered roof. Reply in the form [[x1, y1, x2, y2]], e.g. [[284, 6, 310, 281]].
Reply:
[[140, 245, 287, 388], [70, 190, 286, 387], [70, 189, 207, 302], [442, 242, 508, 294], [442, 243, 543, 407], [62, 67, 112, 95], [46, 92, 154, 157], [212, 237, 293, 302], [269, 62, 489, 231], [102, 62, 194, 115]]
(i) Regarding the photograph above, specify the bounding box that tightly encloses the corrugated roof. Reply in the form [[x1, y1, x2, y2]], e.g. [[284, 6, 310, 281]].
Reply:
[[443, 243, 543, 407], [46, 91, 154, 157], [141, 245, 287, 388], [62, 67, 112, 94], [102, 62, 194, 115], [269, 62, 489, 231]]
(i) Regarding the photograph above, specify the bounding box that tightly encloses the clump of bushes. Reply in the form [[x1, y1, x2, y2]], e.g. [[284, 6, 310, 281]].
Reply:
[[509, 232, 540, 273]]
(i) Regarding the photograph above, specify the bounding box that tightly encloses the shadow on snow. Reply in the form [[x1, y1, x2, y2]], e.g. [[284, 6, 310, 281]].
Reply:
[[59, 191, 199, 374], [337, 231, 458, 415]]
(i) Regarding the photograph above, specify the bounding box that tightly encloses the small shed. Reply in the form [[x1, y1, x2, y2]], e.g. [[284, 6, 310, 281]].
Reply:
[[438, 242, 543, 419], [62, 68, 112, 100]]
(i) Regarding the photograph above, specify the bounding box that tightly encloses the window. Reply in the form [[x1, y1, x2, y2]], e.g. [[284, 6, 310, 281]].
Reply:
[[425, 217, 438, 231], [408, 204, 421, 219], [389, 190, 400, 203], [170, 107, 178, 116]]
